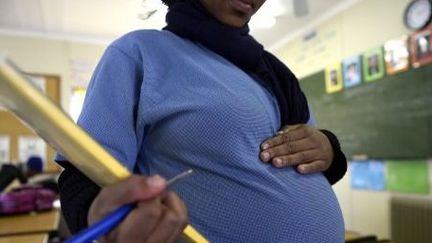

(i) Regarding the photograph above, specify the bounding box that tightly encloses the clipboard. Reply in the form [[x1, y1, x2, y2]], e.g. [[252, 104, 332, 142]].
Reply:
[[0, 55, 208, 243]]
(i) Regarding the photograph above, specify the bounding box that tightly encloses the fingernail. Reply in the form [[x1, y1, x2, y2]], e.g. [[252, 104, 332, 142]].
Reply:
[[262, 143, 269, 150], [146, 175, 166, 187], [261, 152, 270, 161], [274, 158, 283, 167], [298, 165, 307, 174]]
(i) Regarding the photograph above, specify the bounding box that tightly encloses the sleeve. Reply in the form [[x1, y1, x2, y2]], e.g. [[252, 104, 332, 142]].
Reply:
[[320, 129, 348, 185], [75, 45, 144, 171], [58, 162, 100, 233], [56, 44, 144, 232], [308, 108, 347, 185]]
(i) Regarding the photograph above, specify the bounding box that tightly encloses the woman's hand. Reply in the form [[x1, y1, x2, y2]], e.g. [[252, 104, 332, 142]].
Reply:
[[88, 175, 188, 243], [260, 124, 334, 174]]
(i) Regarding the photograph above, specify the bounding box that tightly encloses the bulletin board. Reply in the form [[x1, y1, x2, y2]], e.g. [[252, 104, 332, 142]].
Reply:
[[0, 74, 61, 173], [300, 65, 432, 159]]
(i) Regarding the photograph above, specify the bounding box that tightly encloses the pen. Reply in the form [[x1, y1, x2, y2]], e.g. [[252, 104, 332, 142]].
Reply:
[[65, 169, 194, 243]]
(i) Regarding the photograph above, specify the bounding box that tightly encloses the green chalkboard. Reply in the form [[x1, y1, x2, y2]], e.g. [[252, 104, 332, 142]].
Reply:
[[300, 65, 432, 159]]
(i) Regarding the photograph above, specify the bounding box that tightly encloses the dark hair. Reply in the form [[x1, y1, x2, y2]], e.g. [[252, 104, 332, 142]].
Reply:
[[161, 0, 176, 6], [27, 156, 43, 173], [161, 0, 189, 7]]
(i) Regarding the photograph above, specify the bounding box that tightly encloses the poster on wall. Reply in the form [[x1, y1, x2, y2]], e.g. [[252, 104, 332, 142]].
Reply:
[[350, 160, 386, 191], [387, 160, 429, 194], [410, 26, 432, 68], [325, 63, 343, 93], [362, 47, 385, 82], [384, 36, 410, 75], [18, 136, 46, 168], [0, 135, 10, 164], [70, 59, 96, 88], [342, 55, 362, 88]]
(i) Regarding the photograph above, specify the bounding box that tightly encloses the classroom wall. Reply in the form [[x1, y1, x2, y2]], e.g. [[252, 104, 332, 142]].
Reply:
[[275, 0, 411, 78], [1, 0, 430, 239], [273, 0, 432, 239], [0, 34, 106, 109]]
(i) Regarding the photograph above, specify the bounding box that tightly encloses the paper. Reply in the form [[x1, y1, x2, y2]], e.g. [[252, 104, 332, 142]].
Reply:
[[342, 55, 362, 88], [18, 136, 46, 166], [70, 59, 96, 87], [384, 36, 409, 75], [0, 135, 10, 163], [325, 62, 343, 93], [350, 160, 386, 191], [387, 160, 429, 194], [362, 47, 385, 82]]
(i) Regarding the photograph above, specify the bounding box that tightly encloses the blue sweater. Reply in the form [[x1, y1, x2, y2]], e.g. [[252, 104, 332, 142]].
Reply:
[[60, 30, 344, 242]]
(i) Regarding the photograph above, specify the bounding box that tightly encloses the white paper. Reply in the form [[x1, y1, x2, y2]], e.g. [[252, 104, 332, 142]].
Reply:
[[0, 135, 10, 163], [18, 136, 46, 167]]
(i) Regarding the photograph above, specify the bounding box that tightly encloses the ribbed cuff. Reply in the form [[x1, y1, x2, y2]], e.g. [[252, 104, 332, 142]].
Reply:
[[58, 162, 101, 233], [320, 129, 347, 185]]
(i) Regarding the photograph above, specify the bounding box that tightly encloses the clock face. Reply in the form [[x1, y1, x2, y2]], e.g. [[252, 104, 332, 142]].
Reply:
[[405, 0, 432, 30]]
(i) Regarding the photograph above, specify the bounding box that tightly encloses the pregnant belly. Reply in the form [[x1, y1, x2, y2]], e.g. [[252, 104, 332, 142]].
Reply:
[[177, 166, 345, 243]]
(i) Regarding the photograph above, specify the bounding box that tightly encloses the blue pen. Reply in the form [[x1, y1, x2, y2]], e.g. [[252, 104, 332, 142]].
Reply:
[[65, 169, 194, 243]]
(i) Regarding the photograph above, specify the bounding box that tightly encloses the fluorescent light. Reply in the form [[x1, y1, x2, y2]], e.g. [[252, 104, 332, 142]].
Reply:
[[250, 16, 277, 29], [138, 0, 286, 30], [138, 0, 167, 20], [141, 0, 163, 9], [250, 0, 288, 29]]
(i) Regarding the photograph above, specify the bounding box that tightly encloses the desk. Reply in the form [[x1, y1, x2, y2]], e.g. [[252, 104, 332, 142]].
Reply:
[[0, 233, 48, 243], [0, 209, 60, 236], [345, 230, 362, 241], [345, 231, 381, 243]]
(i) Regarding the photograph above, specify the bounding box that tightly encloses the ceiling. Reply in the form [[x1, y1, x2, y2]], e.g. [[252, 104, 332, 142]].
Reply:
[[0, 0, 360, 48]]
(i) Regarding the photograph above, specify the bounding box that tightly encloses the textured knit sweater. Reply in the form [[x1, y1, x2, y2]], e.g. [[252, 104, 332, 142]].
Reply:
[[57, 30, 345, 242]]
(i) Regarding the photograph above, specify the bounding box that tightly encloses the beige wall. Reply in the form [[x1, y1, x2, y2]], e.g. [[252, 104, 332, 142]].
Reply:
[[276, 0, 411, 78], [0, 35, 106, 109], [274, 0, 431, 239], [333, 161, 432, 239], [1, 0, 430, 239]]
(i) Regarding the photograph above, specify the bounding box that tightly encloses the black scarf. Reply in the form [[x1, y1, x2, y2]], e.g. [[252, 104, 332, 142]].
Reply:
[[164, 1, 309, 125]]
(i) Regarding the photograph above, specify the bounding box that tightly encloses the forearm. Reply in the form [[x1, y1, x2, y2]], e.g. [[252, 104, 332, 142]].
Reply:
[[58, 162, 100, 233], [320, 129, 347, 185]]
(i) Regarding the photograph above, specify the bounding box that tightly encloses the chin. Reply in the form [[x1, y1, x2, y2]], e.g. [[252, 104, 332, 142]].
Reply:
[[223, 16, 250, 28], [227, 22, 245, 28]]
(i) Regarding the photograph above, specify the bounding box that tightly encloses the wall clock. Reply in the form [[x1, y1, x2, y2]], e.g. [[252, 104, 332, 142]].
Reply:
[[404, 0, 432, 30]]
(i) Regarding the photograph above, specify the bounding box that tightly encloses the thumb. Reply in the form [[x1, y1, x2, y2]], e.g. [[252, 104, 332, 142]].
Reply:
[[97, 175, 167, 211]]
